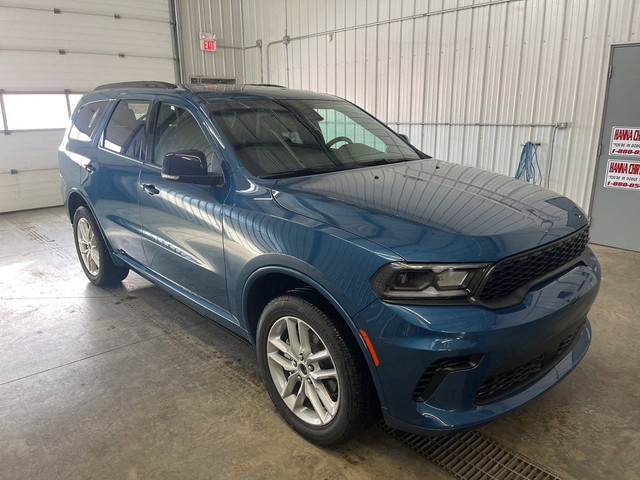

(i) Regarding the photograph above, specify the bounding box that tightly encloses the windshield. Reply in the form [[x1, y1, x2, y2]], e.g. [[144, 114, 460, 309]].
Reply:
[[207, 99, 422, 178]]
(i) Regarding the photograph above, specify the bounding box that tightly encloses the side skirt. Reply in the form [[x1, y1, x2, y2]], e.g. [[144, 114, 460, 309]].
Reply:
[[114, 253, 252, 343]]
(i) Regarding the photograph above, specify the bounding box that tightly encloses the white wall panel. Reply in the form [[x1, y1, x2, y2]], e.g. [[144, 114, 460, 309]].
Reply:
[[0, 170, 64, 212], [0, 130, 65, 212], [0, 0, 175, 213], [181, 0, 640, 211], [0, 1, 175, 91]]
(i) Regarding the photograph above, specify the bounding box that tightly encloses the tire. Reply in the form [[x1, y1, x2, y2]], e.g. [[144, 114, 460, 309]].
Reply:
[[256, 290, 376, 446], [73, 206, 129, 286]]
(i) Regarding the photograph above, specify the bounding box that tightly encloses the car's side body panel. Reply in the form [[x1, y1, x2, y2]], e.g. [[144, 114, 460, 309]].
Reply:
[[222, 169, 402, 325], [136, 96, 233, 310], [138, 164, 231, 309]]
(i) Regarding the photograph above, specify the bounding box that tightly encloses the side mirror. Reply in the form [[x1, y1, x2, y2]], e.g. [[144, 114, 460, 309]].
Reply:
[[397, 133, 410, 143], [161, 150, 223, 186]]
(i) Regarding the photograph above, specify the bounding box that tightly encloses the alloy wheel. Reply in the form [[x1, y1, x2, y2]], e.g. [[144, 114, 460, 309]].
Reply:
[[266, 315, 340, 425], [76, 217, 100, 276]]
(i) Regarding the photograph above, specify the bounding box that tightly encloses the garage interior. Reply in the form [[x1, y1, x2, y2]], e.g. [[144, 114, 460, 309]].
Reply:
[[1, 1, 639, 479]]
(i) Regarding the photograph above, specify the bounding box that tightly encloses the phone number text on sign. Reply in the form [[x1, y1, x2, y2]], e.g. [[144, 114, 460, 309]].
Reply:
[[604, 159, 640, 190], [610, 126, 640, 157]]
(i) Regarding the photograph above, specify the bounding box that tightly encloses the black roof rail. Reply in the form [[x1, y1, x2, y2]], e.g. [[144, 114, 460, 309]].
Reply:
[[244, 83, 286, 88], [93, 81, 179, 91]]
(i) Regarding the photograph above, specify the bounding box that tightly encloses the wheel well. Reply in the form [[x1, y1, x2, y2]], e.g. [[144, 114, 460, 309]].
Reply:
[[245, 273, 351, 345], [245, 273, 307, 341], [67, 192, 88, 222], [244, 271, 382, 415]]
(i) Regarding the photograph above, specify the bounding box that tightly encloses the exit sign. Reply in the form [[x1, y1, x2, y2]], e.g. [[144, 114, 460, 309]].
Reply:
[[201, 38, 216, 52]]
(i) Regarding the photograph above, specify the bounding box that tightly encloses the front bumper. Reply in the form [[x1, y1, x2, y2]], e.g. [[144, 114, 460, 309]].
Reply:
[[354, 248, 600, 434]]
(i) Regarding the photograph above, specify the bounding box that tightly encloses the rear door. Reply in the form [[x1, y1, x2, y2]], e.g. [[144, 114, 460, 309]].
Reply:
[[83, 98, 151, 262], [138, 100, 230, 309]]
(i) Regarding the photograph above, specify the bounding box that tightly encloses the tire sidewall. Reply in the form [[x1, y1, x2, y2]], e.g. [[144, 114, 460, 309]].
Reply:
[[256, 296, 358, 444]]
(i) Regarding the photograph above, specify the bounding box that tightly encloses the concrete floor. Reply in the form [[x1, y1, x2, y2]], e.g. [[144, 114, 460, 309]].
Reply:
[[0, 206, 638, 480]]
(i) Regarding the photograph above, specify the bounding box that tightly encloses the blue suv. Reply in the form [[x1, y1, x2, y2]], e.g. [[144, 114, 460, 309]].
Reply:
[[59, 81, 600, 445]]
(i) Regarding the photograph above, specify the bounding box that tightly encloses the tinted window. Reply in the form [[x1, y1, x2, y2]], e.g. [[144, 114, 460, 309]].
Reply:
[[69, 101, 109, 141], [153, 103, 218, 172], [103, 100, 151, 160], [208, 99, 419, 178]]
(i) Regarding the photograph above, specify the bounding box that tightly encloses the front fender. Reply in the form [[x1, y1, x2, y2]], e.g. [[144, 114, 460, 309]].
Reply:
[[240, 262, 388, 409], [236, 254, 367, 324]]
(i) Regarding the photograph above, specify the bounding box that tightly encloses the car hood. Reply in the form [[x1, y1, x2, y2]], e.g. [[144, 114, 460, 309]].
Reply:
[[271, 159, 588, 262]]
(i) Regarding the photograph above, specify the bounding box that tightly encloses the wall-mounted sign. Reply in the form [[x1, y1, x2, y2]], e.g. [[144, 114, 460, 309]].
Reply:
[[604, 159, 640, 190], [199, 33, 217, 52], [201, 39, 216, 51], [609, 126, 640, 157]]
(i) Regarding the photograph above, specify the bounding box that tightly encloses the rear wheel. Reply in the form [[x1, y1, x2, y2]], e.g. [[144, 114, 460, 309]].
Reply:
[[73, 206, 129, 286], [256, 291, 376, 445]]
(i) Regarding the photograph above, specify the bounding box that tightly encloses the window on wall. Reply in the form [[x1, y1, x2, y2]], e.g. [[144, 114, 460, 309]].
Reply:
[[4, 94, 69, 130], [0, 92, 85, 131]]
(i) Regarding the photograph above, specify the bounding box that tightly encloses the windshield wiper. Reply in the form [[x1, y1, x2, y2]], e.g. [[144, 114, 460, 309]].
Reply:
[[259, 166, 340, 179], [358, 159, 398, 167], [260, 158, 416, 179], [344, 158, 414, 169]]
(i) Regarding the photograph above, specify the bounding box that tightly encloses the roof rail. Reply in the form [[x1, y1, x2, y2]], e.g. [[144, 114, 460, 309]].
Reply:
[[93, 81, 178, 91], [244, 83, 286, 88]]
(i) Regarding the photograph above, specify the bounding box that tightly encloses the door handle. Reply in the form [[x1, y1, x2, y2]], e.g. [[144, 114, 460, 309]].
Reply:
[[84, 162, 96, 173], [141, 183, 160, 196]]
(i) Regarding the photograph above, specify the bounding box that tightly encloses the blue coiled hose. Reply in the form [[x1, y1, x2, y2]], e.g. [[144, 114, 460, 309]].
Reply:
[[514, 141, 542, 186]]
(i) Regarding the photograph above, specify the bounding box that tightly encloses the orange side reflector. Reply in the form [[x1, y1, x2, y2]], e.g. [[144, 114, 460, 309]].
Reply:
[[359, 329, 380, 366]]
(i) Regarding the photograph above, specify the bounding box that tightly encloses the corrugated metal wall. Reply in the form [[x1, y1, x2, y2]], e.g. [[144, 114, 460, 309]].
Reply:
[[0, 0, 175, 213], [182, 0, 640, 211], [177, 0, 246, 82]]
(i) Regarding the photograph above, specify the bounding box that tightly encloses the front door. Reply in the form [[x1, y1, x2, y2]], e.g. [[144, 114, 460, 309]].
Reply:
[[590, 44, 640, 252], [138, 101, 230, 309]]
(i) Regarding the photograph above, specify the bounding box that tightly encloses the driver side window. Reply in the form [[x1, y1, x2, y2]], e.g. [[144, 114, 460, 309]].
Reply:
[[153, 103, 219, 172]]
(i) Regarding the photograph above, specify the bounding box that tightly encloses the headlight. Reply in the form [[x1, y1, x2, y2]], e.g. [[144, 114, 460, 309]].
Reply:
[[370, 262, 489, 303]]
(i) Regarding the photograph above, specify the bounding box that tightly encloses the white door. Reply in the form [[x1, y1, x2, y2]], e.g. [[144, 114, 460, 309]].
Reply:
[[0, 1, 176, 213]]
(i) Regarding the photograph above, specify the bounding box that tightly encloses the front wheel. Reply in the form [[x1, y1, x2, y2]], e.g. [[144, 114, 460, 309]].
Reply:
[[73, 206, 129, 286], [256, 291, 376, 446]]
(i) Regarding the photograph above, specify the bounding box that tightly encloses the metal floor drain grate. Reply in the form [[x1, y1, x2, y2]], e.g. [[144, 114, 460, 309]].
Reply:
[[379, 423, 568, 480]]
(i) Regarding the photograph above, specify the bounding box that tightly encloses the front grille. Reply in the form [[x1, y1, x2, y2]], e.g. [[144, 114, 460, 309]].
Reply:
[[479, 227, 590, 302], [476, 356, 544, 402], [475, 323, 584, 404]]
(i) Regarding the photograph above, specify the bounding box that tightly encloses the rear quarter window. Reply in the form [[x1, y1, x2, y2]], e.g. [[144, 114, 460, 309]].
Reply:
[[69, 101, 110, 141], [102, 100, 151, 160]]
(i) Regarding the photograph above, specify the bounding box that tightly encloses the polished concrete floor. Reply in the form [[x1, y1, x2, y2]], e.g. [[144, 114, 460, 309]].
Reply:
[[0, 207, 638, 480]]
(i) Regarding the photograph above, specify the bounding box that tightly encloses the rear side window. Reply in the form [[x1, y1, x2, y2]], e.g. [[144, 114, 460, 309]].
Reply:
[[102, 100, 151, 160], [69, 101, 109, 141]]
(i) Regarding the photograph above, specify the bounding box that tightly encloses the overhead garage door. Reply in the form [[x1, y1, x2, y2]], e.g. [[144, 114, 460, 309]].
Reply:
[[0, 1, 177, 213]]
